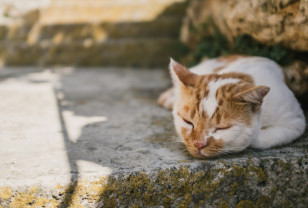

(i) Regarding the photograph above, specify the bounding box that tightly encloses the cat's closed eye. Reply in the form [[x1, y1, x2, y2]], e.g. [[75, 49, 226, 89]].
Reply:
[[214, 126, 232, 133], [183, 118, 194, 128]]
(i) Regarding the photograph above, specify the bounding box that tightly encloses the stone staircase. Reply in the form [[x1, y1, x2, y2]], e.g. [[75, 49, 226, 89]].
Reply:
[[0, 0, 187, 67]]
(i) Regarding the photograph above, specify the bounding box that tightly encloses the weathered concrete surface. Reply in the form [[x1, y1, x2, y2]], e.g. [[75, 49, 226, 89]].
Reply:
[[0, 67, 307, 208]]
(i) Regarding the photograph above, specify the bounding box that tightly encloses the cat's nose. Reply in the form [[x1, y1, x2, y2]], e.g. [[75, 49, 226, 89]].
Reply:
[[193, 140, 207, 150]]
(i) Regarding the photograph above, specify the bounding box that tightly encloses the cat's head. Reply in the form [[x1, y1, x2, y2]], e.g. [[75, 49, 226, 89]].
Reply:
[[170, 59, 270, 158]]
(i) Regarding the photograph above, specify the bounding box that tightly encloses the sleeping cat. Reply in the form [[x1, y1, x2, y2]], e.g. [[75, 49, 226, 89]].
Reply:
[[158, 55, 306, 158]]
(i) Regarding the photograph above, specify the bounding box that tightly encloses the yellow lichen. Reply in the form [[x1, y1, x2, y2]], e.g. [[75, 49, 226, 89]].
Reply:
[[76, 178, 106, 203], [56, 184, 63, 190], [29, 186, 38, 194], [30, 197, 59, 208], [10, 192, 36, 208], [7, 186, 61, 208], [58, 177, 108, 208], [0, 186, 13, 200]]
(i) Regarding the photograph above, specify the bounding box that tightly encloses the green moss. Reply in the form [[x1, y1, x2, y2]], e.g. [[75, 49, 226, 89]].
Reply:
[[257, 168, 267, 182], [231, 165, 247, 177], [99, 165, 232, 207], [278, 160, 292, 171], [98, 161, 264, 207], [130, 204, 138, 208], [256, 195, 272, 208], [229, 182, 238, 196], [188, 27, 293, 66], [191, 28, 230, 65], [44, 159, 305, 207], [235, 200, 255, 208], [278, 200, 293, 208], [215, 198, 229, 208]]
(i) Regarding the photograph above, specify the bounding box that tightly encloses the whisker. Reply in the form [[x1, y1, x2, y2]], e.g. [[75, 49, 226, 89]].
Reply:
[[221, 147, 242, 151], [219, 152, 232, 156]]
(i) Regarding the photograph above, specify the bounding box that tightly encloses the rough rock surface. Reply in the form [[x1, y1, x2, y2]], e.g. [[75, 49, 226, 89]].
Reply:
[[181, 0, 308, 51], [283, 60, 308, 96], [0, 67, 307, 207]]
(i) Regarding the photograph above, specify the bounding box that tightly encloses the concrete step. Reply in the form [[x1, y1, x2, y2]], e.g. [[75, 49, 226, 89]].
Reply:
[[1, 38, 185, 67], [0, 67, 307, 208]]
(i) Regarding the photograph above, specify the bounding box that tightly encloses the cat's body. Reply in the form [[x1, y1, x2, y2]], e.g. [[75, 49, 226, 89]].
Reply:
[[158, 56, 306, 158]]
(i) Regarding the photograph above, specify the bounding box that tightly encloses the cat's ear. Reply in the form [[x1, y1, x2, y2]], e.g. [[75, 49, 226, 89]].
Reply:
[[235, 85, 270, 111], [169, 58, 198, 87]]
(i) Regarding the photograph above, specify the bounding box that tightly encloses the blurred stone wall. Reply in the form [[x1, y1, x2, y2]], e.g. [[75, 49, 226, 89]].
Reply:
[[181, 0, 308, 51], [0, 0, 187, 67]]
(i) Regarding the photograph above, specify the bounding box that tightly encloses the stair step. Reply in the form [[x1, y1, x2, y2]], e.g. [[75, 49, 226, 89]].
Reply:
[[2, 38, 185, 67], [35, 17, 183, 42], [41, 1, 187, 24], [1, 16, 184, 42]]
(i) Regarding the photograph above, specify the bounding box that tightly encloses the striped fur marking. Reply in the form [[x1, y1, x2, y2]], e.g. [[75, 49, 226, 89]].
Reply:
[[203, 78, 239, 118]]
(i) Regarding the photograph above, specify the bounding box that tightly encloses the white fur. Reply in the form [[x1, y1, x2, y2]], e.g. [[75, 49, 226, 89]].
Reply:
[[170, 58, 178, 71], [203, 78, 239, 118], [190, 59, 225, 75], [190, 56, 306, 150]]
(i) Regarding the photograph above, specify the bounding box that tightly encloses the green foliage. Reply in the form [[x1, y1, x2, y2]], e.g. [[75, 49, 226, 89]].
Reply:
[[191, 32, 291, 66], [194, 32, 230, 61], [233, 35, 290, 65]]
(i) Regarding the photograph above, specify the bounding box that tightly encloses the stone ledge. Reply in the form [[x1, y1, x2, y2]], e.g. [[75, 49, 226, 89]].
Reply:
[[0, 38, 183, 67], [1, 157, 307, 208], [0, 67, 307, 207], [35, 17, 183, 41]]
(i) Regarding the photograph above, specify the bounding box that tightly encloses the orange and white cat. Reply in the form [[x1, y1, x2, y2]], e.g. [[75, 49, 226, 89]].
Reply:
[[158, 56, 306, 158]]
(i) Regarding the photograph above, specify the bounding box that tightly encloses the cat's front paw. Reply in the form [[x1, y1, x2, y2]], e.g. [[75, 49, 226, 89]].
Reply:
[[157, 88, 174, 110]]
